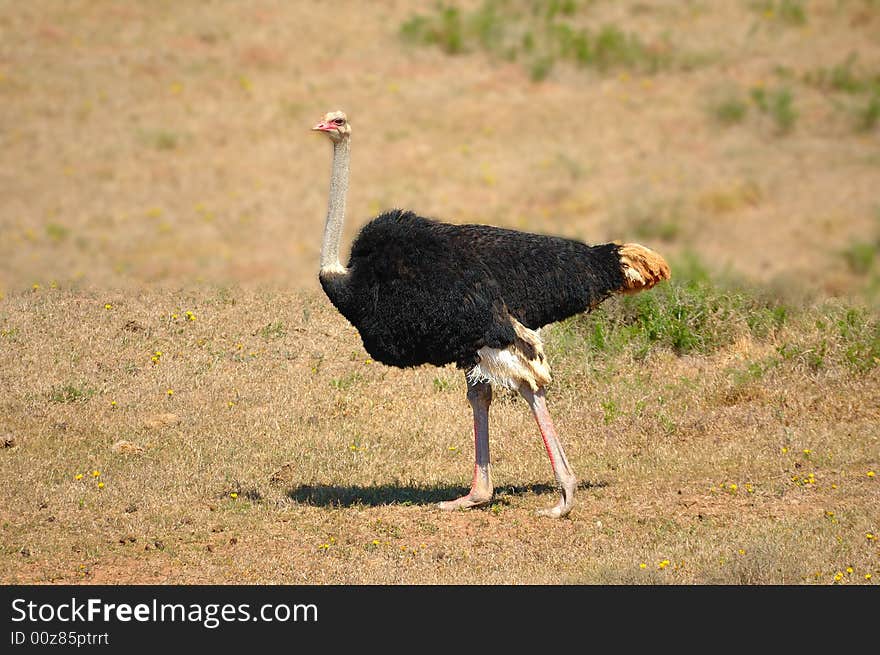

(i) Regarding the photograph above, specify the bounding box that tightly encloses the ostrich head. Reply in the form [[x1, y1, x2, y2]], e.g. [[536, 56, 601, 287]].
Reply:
[[312, 110, 350, 143]]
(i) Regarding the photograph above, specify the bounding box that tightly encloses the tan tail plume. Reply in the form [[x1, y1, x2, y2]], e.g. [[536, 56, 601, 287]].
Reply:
[[617, 243, 671, 294]]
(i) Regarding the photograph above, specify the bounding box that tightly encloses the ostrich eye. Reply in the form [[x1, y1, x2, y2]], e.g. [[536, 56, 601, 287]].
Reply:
[[333, 118, 345, 126]]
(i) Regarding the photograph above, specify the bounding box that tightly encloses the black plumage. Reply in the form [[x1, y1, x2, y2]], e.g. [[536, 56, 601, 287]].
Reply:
[[319, 209, 627, 370]]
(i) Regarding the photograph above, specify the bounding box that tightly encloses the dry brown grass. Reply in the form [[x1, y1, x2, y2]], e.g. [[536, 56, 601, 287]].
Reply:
[[2, 1, 879, 297], [0, 288, 877, 584], [1, 1, 878, 584]]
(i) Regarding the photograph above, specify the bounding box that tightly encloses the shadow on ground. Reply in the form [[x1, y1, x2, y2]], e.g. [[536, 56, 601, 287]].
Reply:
[[285, 481, 605, 507]]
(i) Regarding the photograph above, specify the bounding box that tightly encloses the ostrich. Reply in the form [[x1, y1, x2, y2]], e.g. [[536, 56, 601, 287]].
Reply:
[[312, 110, 670, 518]]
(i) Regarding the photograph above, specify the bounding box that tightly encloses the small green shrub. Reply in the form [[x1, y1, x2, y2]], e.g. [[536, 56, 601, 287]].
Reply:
[[529, 55, 555, 81], [751, 86, 798, 134], [837, 309, 880, 372], [259, 321, 286, 339], [709, 92, 749, 126], [752, 0, 807, 26], [401, 6, 465, 55], [842, 241, 877, 275], [400, 2, 682, 79], [857, 92, 880, 132], [49, 383, 94, 404], [330, 372, 363, 391], [45, 223, 70, 243]]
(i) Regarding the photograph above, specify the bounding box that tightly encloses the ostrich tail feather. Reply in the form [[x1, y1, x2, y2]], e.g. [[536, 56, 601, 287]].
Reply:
[[616, 243, 671, 295]]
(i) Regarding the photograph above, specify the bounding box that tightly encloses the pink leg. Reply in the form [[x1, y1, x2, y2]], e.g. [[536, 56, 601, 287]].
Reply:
[[519, 384, 576, 518], [439, 378, 494, 511]]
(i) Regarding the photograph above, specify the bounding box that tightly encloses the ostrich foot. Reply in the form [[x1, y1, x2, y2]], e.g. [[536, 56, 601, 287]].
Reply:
[[438, 489, 493, 511], [536, 477, 576, 519]]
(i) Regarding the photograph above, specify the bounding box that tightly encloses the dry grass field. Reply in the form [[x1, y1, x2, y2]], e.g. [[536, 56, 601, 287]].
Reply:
[[1, 0, 878, 584]]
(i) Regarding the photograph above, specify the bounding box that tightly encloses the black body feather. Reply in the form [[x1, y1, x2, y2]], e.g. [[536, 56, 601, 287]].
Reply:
[[319, 210, 626, 370]]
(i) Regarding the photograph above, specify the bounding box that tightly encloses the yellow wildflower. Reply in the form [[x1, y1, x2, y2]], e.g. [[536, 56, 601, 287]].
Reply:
[[97, 482, 104, 489], [74, 473, 83, 480]]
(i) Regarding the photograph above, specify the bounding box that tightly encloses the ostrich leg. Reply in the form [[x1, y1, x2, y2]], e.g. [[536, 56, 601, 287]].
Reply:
[[519, 385, 576, 518], [438, 378, 494, 510]]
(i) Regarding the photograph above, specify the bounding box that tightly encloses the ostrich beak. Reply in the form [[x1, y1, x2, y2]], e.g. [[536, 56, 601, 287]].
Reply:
[[312, 121, 333, 132]]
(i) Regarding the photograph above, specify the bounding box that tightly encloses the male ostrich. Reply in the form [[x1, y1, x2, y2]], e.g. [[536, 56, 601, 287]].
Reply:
[[312, 110, 670, 518]]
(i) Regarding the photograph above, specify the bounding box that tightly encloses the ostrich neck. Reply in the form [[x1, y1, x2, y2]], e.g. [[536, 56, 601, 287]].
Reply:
[[320, 138, 351, 275]]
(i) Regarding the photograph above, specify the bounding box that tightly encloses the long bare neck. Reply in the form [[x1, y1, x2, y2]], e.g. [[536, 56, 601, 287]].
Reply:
[[320, 137, 351, 275]]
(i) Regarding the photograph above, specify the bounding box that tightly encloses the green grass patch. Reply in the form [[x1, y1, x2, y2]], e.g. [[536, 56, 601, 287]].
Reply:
[[622, 195, 685, 243], [549, 250, 880, 375], [45, 223, 70, 243], [751, 0, 807, 26], [330, 372, 364, 391], [138, 129, 181, 151], [707, 88, 750, 126], [48, 382, 95, 404], [401, 6, 466, 55], [400, 1, 690, 80], [529, 55, 555, 81], [836, 308, 880, 372], [552, 247, 879, 370], [258, 321, 286, 340], [750, 85, 798, 134], [857, 92, 880, 132], [804, 53, 879, 96], [551, 263, 790, 360], [842, 240, 877, 275], [803, 54, 880, 132]]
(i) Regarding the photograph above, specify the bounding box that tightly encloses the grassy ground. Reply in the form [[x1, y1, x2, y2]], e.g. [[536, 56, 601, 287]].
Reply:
[[1, 1, 878, 584], [1, 277, 877, 584]]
